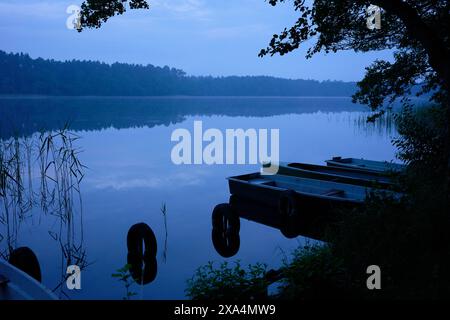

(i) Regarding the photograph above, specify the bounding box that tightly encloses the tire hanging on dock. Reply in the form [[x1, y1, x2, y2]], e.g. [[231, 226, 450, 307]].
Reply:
[[126, 222, 158, 285], [211, 203, 240, 258]]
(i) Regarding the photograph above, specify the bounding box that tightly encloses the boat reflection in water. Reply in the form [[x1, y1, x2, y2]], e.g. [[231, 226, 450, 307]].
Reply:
[[126, 223, 158, 285], [211, 194, 332, 258]]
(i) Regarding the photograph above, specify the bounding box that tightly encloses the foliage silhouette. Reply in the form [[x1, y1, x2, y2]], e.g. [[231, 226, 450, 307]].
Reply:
[[0, 51, 357, 97]]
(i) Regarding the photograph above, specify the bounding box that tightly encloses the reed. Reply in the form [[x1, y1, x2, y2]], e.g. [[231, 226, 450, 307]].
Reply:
[[0, 127, 88, 297], [161, 202, 168, 263]]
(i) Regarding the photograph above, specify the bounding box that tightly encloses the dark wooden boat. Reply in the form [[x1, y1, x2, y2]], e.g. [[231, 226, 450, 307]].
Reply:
[[325, 156, 405, 174], [262, 161, 395, 188], [228, 172, 396, 238], [227, 172, 386, 208], [227, 171, 401, 240]]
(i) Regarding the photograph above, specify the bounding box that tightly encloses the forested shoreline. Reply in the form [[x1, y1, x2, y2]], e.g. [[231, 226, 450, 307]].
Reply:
[[0, 51, 356, 96]]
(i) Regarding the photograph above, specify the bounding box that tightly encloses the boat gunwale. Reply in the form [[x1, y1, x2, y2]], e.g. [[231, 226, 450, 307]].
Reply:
[[325, 157, 405, 173], [287, 162, 387, 176], [0, 260, 57, 300], [227, 173, 366, 203], [280, 161, 395, 183]]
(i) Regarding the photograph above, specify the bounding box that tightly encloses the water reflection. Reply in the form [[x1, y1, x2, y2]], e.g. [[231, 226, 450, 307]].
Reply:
[[8, 246, 42, 282], [211, 203, 240, 258], [126, 223, 158, 285], [0, 97, 401, 299], [211, 194, 330, 258], [353, 111, 396, 136], [0, 97, 369, 139]]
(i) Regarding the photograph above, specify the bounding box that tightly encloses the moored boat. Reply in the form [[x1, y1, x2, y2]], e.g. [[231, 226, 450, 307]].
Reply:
[[227, 172, 394, 208], [325, 156, 405, 173], [0, 259, 57, 300], [229, 173, 382, 234], [227, 172, 400, 238], [262, 161, 395, 188]]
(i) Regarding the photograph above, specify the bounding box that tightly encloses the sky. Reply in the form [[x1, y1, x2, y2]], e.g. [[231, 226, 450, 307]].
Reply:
[[0, 0, 393, 81]]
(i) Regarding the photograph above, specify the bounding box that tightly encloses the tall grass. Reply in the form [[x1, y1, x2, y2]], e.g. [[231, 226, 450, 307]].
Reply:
[[353, 111, 397, 137], [38, 128, 88, 290], [0, 136, 32, 256], [0, 127, 88, 296]]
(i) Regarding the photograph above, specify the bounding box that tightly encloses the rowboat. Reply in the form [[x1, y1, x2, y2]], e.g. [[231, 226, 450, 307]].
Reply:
[[228, 172, 396, 238], [262, 161, 395, 188], [325, 157, 405, 174], [0, 259, 57, 300], [228, 172, 382, 206]]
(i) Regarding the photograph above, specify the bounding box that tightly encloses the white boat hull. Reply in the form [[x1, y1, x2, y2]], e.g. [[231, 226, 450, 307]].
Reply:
[[0, 260, 57, 300]]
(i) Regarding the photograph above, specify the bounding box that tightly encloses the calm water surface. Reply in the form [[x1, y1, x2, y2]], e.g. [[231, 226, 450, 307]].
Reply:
[[0, 97, 398, 299]]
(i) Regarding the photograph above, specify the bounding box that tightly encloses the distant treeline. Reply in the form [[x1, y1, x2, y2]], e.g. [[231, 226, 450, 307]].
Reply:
[[0, 51, 357, 96]]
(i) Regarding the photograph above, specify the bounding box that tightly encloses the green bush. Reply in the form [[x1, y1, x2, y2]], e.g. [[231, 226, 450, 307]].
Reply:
[[186, 261, 269, 300], [328, 105, 450, 299], [276, 244, 352, 300]]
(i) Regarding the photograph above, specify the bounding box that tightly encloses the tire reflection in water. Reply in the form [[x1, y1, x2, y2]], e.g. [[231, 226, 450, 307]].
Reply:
[[211, 194, 329, 258], [211, 204, 240, 258], [126, 223, 158, 285]]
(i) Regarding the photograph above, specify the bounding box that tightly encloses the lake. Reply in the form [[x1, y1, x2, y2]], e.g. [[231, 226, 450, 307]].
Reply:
[[0, 96, 399, 299]]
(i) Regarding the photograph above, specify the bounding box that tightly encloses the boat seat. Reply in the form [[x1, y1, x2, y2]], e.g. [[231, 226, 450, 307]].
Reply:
[[249, 178, 274, 185], [322, 189, 345, 197]]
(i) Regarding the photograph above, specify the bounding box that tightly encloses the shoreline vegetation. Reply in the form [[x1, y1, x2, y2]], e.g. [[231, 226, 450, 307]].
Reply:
[[0, 50, 357, 97]]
